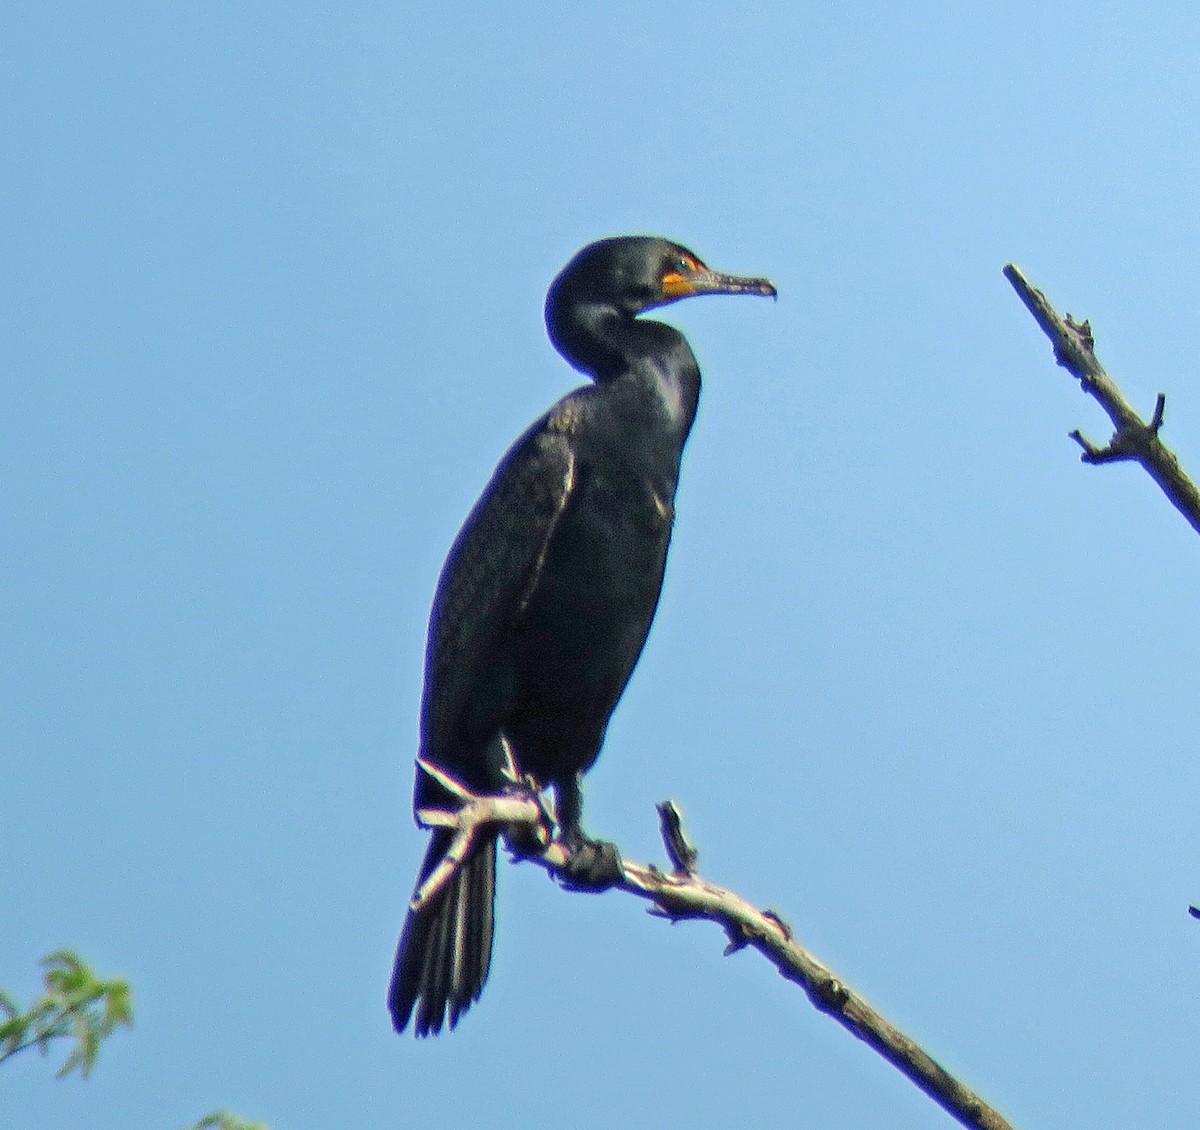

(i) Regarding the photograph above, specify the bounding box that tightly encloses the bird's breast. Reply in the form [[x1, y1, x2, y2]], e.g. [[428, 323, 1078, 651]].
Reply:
[[531, 463, 674, 617]]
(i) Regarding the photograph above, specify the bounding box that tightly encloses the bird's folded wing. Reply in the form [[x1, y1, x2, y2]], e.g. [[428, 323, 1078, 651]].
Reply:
[[419, 415, 577, 766]]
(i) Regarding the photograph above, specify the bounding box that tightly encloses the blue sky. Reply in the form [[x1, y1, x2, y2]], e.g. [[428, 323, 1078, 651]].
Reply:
[[6, 3, 1200, 1128]]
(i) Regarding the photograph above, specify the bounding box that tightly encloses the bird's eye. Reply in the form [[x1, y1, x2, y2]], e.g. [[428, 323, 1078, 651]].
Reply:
[[677, 256, 694, 274]]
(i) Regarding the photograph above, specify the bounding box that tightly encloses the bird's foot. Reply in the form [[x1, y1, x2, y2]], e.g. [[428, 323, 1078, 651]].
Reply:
[[501, 774, 554, 857], [558, 833, 623, 891]]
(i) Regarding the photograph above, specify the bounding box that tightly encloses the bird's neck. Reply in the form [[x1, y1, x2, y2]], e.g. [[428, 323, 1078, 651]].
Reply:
[[553, 303, 701, 438]]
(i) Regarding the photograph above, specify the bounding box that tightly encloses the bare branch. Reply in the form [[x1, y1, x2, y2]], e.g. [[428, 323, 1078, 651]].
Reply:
[[410, 758, 558, 913], [656, 799, 698, 874], [1003, 263, 1200, 535], [413, 769, 1016, 1130]]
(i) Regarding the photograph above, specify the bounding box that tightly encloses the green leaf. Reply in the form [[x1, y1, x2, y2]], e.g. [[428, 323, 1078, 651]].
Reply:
[[103, 979, 134, 1028]]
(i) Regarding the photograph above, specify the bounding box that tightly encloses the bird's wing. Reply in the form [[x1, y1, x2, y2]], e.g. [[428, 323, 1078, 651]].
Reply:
[[418, 403, 580, 774]]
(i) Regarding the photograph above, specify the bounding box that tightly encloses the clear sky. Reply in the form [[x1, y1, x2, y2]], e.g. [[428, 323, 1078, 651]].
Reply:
[[5, 3, 1200, 1128]]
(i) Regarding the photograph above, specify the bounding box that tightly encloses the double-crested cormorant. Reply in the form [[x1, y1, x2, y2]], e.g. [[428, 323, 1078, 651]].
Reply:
[[389, 236, 776, 1036]]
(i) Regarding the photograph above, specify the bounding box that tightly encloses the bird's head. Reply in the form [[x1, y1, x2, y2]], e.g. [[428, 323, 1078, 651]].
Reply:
[[547, 236, 777, 320], [545, 236, 776, 378]]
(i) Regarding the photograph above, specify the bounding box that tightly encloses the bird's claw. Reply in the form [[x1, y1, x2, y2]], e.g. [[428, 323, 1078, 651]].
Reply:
[[501, 775, 554, 855], [558, 835, 623, 891]]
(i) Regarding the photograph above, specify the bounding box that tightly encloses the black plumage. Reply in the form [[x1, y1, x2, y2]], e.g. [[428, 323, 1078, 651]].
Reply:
[[389, 236, 776, 1036]]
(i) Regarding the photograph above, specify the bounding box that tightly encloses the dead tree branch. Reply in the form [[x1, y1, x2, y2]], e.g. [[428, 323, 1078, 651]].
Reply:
[[1003, 263, 1200, 535], [412, 761, 1016, 1130]]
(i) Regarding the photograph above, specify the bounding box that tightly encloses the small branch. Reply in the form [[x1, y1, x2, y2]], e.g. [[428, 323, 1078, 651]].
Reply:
[[1003, 264, 1200, 535], [656, 799, 699, 874], [411, 757, 557, 912], [0, 1031, 65, 1065], [414, 769, 1016, 1130]]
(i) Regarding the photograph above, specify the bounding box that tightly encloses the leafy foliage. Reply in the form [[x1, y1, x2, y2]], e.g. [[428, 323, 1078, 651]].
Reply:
[[0, 950, 133, 1078], [3, 951, 269, 1128], [190, 1114, 270, 1130]]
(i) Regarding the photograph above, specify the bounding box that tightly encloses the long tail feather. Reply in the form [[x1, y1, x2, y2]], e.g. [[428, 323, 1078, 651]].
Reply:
[[389, 830, 497, 1036]]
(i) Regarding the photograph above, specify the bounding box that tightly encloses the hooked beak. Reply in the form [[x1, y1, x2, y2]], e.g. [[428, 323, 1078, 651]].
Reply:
[[660, 266, 777, 304]]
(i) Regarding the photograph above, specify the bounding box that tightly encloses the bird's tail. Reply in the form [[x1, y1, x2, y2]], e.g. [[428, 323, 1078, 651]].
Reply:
[[388, 829, 497, 1036]]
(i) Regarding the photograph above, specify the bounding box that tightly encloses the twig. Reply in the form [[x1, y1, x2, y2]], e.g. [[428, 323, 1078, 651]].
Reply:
[[412, 767, 1016, 1130], [1003, 264, 1200, 535], [410, 758, 558, 913]]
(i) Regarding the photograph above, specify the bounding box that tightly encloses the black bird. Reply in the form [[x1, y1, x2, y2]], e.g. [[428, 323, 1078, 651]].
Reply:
[[389, 236, 776, 1036]]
